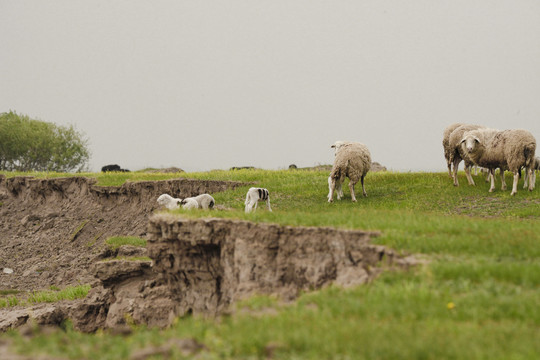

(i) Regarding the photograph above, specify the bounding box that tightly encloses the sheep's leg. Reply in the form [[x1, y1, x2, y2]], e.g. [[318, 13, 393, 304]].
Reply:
[[267, 198, 272, 212], [349, 180, 357, 202], [361, 175, 367, 197], [500, 169, 507, 190], [328, 178, 335, 202], [447, 161, 452, 178], [452, 158, 461, 186], [488, 169, 496, 192], [245, 199, 254, 213], [336, 181, 344, 200], [253, 200, 258, 211], [523, 167, 529, 189], [465, 165, 475, 186], [511, 172, 519, 196], [528, 168, 534, 191]]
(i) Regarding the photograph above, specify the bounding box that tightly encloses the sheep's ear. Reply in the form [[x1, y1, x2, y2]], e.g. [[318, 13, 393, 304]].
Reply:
[[474, 136, 480, 143], [331, 145, 336, 148], [460, 138, 466, 144]]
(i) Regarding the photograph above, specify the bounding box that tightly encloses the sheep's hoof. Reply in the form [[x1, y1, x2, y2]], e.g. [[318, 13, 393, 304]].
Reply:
[[489, 188, 494, 193], [351, 199, 357, 203], [328, 199, 333, 203]]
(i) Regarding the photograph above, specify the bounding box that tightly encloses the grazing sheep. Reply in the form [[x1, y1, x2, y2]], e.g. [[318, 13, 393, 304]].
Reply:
[[461, 129, 537, 195], [443, 123, 466, 177], [448, 124, 485, 186], [183, 194, 215, 210], [523, 156, 539, 190], [180, 197, 199, 210], [245, 187, 272, 213], [157, 193, 181, 210], [328, 141, 371, 202]]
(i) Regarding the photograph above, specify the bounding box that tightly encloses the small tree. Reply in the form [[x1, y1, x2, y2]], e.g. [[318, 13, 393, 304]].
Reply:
[[0, 111, 90, 172]]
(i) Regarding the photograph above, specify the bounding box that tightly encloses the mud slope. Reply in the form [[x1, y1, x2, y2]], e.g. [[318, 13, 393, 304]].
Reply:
[[0, 175, 243, 292]]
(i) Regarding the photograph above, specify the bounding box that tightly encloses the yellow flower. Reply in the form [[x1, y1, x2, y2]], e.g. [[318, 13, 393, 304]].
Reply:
[[447, 302, 455, 310]]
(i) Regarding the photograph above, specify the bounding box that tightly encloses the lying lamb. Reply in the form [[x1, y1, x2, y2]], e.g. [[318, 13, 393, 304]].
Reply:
[[179, 197, 199, 210], [182, 194, 215, 210], [245, 187, 272, 213], [157, 193, 215, 210], [328, 141, 371, 202], [461, 128, 537, 195], [157, 193, 181, 210]]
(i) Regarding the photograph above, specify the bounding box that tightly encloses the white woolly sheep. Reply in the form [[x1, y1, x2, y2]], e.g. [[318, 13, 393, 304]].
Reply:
[[180, 197, 199, 210], [442, 123, 466, 177], [328, 141, 371, 202], [156, 193, 181, 210], [447, 124, 485, 186], [245, 187, 272, 213], [461, 129, 537, 195]]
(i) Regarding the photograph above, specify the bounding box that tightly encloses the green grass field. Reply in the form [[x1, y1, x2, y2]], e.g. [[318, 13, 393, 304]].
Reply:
[[2, 169, 540, 359]]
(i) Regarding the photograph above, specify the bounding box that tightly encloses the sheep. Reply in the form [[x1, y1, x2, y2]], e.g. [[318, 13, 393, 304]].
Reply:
[[183, 194, 215, 210], [157, 193, 181, 210], [442, 123, 466, 177], [328, 141, 371, 202], [447, 124, 485, 186], [523, 156, 539, 190], [245, 187, 272, 213], [180, 197, 199, 210], [461, 129, 537, 195]]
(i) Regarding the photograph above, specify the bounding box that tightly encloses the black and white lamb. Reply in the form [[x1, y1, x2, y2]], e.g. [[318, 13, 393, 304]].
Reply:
[[245, 187, 272, 213]]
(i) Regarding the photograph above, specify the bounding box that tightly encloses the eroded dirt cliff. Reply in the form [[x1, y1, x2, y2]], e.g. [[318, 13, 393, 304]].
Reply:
[[0, 175, 416, 333]]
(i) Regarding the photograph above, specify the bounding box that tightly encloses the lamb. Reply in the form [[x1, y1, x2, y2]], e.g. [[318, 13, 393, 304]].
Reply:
[[442, 123, 466, 177], [461, 129, 537, 195], [328, 141, 371, 202], [447, 124, 485, 186], [183, 194, 215, 210], [156, 193, 181, 210], [179, 197, 199, 210], [157, 193, 215, 210], [245, 187, 272, 213]]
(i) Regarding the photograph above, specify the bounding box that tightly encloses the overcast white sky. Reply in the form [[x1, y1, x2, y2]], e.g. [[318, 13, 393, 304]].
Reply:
[[2, 1, 540, 172]]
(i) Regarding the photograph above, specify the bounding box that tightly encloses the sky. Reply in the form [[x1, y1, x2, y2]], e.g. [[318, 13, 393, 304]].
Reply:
[[1, 1, 540, 172]]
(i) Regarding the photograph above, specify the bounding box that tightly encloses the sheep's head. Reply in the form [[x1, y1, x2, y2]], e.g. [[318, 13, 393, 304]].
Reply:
[[460, 135, 481, 154], [331, 141, 347, 154], [157, 194, 172, 206]]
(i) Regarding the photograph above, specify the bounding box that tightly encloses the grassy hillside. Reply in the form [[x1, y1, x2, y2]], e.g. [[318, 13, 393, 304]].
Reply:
[[3, 169, 540, 359]]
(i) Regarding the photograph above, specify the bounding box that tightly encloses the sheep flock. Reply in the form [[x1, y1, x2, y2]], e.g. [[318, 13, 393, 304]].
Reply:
[[156, 126, 536, 213], [443, 123, 537, 196]]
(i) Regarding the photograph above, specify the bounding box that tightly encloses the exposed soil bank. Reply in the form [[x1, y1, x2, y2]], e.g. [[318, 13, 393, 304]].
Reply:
[[0, 175, 243, 292]]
